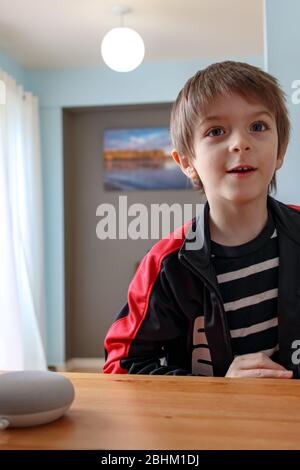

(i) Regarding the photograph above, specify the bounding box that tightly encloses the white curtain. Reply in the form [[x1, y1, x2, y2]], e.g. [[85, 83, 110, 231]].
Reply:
[[0, 69, 47, 370]]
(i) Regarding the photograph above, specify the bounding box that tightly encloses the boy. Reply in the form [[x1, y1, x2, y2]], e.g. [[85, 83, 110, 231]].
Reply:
[[104, 61, 300, 378]]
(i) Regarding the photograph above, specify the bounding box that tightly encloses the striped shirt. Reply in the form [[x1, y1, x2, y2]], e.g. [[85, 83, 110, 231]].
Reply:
[[210, 210, 279, 360]]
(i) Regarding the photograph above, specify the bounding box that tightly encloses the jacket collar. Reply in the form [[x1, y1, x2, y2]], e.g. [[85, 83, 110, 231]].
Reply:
[[178, 201, 214, 287], [267, 195, 300, 247], [179, 195, 300, 283]]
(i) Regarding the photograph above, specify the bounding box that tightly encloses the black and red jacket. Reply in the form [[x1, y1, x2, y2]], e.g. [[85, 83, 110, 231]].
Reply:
[[104, 196, 300, 377]]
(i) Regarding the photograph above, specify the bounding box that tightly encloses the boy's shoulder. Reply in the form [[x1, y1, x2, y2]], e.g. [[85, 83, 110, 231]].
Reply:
[[287, 203, 300, 212], [266, 197, 300, 248], [139, 219, 193, 270], [131, 220, 194, 293]]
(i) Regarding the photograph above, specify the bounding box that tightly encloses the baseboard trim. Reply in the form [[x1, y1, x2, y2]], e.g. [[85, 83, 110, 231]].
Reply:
[[51, 358, 105, 372]]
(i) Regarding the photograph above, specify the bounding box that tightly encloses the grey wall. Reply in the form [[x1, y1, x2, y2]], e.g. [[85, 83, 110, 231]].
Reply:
[[64, 103, 204, 359]]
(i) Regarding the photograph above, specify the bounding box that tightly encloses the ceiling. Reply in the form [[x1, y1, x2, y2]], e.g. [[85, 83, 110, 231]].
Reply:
[[0, 0, 264, 69]]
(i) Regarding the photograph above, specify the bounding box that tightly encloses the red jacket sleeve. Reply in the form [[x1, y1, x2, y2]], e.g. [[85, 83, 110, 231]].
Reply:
[[103, 222, 192, 375]]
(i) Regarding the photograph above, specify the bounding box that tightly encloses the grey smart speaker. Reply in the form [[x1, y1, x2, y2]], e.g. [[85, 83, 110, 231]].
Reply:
[[0, 370, 75, 429]]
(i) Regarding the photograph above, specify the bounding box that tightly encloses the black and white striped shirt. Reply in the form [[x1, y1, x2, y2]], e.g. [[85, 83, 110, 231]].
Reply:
[[211, 210, 279, 359]]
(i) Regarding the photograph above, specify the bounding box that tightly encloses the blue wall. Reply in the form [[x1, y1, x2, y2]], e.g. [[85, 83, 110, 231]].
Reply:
[[0, 51, 25, 85], [1, 51, 264, 366], [264, 0, 300, 205], [23, 57, 263, 108], [39, 107, 65, 366]]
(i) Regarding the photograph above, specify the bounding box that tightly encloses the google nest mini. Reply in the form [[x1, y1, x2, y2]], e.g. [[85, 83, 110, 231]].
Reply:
[[0, 370, 75, 429]]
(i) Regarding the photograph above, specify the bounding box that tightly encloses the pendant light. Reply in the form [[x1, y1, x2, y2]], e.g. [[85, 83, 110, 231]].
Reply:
[[101, 5, 145, 72]]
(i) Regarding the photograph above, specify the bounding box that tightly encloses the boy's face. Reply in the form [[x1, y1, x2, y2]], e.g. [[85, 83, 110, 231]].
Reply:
[[175, 92, 283, 205]]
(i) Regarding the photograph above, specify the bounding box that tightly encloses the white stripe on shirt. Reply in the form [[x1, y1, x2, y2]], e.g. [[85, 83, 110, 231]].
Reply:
[[217, 257, 279, 284], [224, 288, 278, 312], [230, 317, 278, 338]]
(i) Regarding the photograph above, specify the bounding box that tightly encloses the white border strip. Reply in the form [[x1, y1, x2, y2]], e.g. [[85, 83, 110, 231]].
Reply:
[[52, 358, 105, 372]]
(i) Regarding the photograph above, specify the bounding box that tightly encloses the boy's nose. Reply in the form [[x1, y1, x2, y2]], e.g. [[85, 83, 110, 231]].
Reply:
[[230, 144, 251, 153], [228, 131, 251, 153]]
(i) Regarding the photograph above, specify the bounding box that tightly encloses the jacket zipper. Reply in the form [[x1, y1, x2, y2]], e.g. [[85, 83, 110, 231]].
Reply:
[[179, 253, 233, 363]]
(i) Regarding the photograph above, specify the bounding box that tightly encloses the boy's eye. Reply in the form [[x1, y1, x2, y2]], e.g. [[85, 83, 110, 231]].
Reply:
[[207, 127, 225, 137], [251, 121, 268, 132]]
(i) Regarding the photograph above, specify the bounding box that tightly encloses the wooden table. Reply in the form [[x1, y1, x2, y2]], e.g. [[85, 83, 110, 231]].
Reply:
[[1, 372, 300, 450]]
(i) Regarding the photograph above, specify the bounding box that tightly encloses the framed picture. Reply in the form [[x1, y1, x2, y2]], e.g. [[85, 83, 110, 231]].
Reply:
[[103, 127, 192, 191]]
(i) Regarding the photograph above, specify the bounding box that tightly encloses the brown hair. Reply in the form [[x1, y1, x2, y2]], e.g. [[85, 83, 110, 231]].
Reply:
[[170, 61, 290, 194]]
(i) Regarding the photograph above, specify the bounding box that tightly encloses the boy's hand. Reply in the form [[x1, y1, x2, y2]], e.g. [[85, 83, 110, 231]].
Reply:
[[225, 352, 293, 378]]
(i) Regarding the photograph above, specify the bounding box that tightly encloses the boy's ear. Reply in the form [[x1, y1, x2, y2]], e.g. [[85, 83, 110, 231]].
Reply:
[[172, 149, 203, 190], [171, 150, 191, 177], [275, 152, 285, 171]]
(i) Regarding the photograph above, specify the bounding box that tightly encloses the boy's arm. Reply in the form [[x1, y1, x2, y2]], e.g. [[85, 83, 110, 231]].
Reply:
[[103, 257, 191, 375]]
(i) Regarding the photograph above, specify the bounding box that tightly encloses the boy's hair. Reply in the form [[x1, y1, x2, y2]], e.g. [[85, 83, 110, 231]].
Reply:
[[170, 61, 290, 195]]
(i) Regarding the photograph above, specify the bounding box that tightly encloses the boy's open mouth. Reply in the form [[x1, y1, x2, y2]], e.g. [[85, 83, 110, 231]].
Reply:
[[227, 165, 257, 174]]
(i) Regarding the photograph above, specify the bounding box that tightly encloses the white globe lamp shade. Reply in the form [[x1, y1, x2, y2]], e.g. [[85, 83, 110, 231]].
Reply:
[[101, 27, 145, 72]]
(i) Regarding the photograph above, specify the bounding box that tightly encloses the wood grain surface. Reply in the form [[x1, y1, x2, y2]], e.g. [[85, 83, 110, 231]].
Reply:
[[1, 372, 300, 450]]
